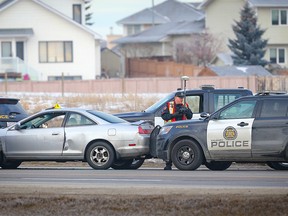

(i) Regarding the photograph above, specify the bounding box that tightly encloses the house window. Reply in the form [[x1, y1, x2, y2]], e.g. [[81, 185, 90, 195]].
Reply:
[[39, 41, 73, 63], [270, 48, 285, 64], [73, 4, 82, 24], [272, 9, 287, 25], [1, 41, 12, 57], [127, 25, 141, 35]]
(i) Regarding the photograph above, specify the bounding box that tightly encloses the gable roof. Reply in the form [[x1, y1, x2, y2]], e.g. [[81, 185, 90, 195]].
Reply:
[[249, 0, 288, 7], [200, 0, 288, 9], [208, 65, 272, 76], [117, 0, 204, 25], [114, 19, 205, 44], [0, 0, 102, 39], [117, 8, 169, 25]]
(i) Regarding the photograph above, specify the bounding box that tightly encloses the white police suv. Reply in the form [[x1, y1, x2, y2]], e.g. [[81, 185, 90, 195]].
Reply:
[[151, 92, 288, 170]]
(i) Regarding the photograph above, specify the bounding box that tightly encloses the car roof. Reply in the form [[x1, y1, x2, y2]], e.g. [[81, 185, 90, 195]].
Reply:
[[0, 97, 20, 102], [174, 86, 251, 94]]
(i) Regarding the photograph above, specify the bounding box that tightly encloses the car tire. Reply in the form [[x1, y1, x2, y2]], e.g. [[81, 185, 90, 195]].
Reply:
[[128, 158, 145, 169], [171, 139, 203, 170], [266, 162, 288, 170], [1, 161, 22, 169], [204, 161, 232, 171], [86, 142, 115, 170], [111, 158, 145, 169], [111, 159, 133, 169]]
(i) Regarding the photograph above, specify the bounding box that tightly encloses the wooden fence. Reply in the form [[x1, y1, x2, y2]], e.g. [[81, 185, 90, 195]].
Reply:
[[1, 76, 288, 95]]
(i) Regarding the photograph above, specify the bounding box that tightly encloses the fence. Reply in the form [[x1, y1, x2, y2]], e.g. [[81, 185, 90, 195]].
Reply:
[[1, 76, 288, 95], [126, 58, 203, 77]]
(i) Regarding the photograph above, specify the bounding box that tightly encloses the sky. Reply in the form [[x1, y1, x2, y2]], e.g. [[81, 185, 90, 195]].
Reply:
[[90, 0, 202, 39]]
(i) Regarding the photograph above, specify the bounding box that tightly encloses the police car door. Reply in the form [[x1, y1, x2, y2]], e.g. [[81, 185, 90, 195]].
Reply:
[[207, 100, 257, 159]]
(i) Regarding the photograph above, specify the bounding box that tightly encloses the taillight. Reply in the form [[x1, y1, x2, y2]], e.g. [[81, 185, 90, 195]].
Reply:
[[138, 125, 153, 134]]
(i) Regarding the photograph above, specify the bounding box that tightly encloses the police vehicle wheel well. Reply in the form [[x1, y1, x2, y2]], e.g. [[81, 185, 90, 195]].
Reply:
[[168, 136, 205, 161]]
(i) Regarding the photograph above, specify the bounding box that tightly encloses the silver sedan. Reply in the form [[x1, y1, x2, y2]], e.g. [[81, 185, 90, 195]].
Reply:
[[0, 108, 153, 170]]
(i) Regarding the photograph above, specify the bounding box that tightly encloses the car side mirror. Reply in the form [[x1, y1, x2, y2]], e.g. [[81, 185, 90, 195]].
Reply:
[[200, 112, 210, 119], [14, 123, 21, 130]]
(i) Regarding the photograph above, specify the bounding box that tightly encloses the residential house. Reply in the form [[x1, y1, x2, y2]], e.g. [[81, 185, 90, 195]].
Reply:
[[114, 0, 288, 77], [0, 0, 102, 81], [200, 0, 288, 68], [114, 0, 204, 60], [117, 0, 204, 37]]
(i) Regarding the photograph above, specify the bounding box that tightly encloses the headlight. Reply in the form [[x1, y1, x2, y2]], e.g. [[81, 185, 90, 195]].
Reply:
[[159, 126, 173, 135]]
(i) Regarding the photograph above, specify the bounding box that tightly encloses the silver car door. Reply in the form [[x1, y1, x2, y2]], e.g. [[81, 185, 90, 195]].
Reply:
[[4, 113, 65, 157], [4, 127, 65, 157]]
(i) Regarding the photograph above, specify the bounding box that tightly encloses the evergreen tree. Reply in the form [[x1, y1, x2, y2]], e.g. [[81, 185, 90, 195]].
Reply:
[[85, 1, 94, 26], [228, 2, 268, 66]]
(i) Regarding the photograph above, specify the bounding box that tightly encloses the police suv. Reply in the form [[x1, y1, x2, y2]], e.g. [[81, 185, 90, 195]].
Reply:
[[151, 92, 288, 170]]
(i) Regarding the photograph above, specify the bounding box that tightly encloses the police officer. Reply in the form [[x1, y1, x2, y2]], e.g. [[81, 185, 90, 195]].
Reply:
[[161, 91, 193, 170]]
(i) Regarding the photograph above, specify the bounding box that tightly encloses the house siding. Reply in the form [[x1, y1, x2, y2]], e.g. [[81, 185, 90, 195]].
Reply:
[[0, 0, 100, 80], [205, 0, 244, 51], [257, 7, 288, 44], [41, 0, 85, 22]]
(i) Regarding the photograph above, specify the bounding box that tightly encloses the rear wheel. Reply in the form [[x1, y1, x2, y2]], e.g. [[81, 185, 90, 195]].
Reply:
[[205, 161, 232, 171], [129, 158, 145, 169], [267, 162, 288, 170], [1, 161, 22, 169], [171, 139, 203, 170], [111, 158, 145, 169], [86, 142, 115, 170], [111, 159, 133, 169]]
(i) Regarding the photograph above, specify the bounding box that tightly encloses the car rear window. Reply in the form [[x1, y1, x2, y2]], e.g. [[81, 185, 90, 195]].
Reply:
[[87, 110, 127, 124], [0, 99, 27, 115]]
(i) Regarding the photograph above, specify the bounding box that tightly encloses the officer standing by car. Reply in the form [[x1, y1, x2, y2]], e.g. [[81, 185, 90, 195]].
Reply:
[[161, 91, 193, 170]]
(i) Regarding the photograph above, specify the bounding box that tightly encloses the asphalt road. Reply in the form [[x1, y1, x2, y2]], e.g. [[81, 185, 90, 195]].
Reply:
[[1, 164, 288, 195]]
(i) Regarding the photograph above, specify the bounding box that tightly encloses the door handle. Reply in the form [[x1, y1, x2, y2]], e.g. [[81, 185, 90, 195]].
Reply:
[[237, 122, 249, 127], [52, 132, 60, 135]]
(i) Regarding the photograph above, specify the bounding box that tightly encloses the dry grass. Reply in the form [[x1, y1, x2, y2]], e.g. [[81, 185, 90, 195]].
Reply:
[[0, 193, 287, 216], [17, 93, 161, 115]]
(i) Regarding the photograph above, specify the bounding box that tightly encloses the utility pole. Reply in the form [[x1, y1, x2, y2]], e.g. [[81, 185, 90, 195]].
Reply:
[[152, 0, 155, 27]]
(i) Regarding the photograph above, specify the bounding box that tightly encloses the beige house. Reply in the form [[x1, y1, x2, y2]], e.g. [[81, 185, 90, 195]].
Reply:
[[201, 0, 288, 68]]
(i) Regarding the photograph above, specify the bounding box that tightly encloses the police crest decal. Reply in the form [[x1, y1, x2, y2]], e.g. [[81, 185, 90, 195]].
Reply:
[[223, 126, 238, 140]]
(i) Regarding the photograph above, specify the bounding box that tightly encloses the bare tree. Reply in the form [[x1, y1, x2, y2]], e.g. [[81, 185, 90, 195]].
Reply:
[[174, 31, 224, 66]]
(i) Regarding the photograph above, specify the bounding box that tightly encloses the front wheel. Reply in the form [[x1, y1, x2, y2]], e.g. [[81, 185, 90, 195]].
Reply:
[[205, 161, 232, 171], [171, 139, 203, 170], [86, 142, 115, 170], [267, 162, 288, 170]]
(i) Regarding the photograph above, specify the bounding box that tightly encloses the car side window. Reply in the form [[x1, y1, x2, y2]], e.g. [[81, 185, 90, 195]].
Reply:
[[186, 95, 203, 113], [66, 113, 95, 127], [260, 99, 288, 118], [214, 93, 242, 111], [20, 113, 65, 129], [219, 100, 256, 119]]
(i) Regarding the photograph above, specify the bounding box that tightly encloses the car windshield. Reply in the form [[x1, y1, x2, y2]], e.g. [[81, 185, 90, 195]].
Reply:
[[87, 110, 128, 123], [145, 93, 174, 113]]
